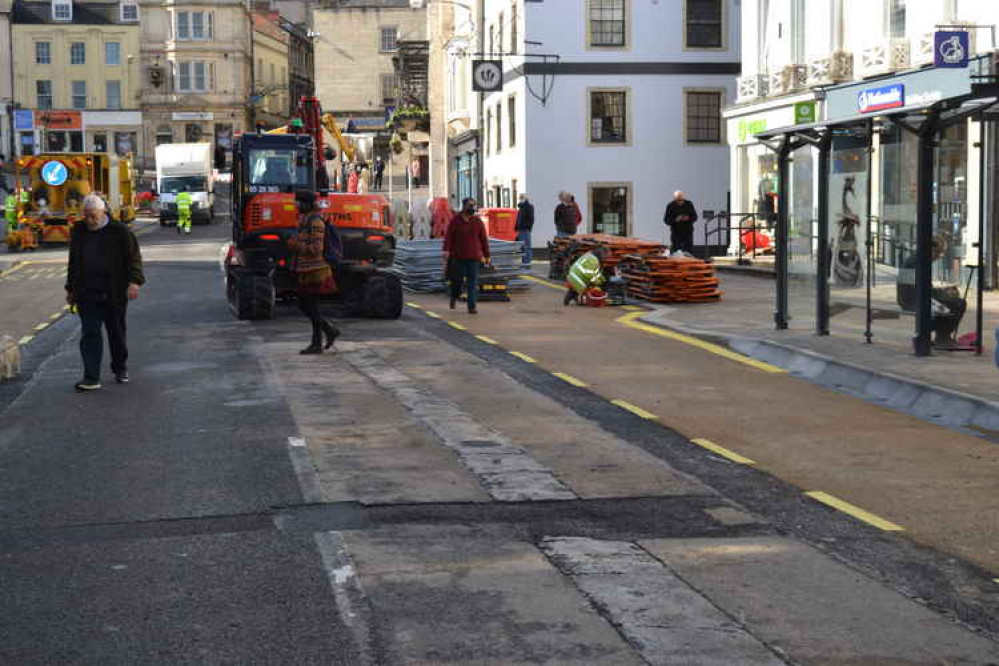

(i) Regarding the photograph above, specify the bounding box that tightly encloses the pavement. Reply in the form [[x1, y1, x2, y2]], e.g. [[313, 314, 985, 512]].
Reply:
[[1, 210, 998, 662]]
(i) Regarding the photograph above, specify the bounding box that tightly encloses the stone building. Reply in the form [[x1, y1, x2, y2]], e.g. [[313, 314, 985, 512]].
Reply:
[[252, 9, 289, 130], [281, 15, 314, 115], [139, 0, 253, 170], [11, 0, 142, 158]]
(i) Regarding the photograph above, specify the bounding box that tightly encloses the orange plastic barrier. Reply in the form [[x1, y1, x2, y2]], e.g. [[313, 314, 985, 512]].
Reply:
[[479, 207, 517, 241]]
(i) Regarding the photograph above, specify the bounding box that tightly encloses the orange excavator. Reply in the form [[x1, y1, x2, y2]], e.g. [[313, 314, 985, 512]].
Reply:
[[224, 97, 402, 319]]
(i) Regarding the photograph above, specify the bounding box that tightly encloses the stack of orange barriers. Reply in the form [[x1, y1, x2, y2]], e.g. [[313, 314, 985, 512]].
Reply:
[[619, 255, 723, 303]]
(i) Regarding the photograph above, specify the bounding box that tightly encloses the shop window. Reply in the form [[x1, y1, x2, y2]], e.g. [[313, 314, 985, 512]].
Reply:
[[155, 125, 173, 145], [498, 12, 504, 54], [70, 42, 85, 65], [93, 133, 108, 152], [510, 2, 518, 52], [511, 179, 518, 205], [106, 42, 121, 66], [185, 124, 204, 142], [685, 90, 722, 143], [502, 187, 510, 208], [106, 81, 121, 109], [589, 89, 627, 144], [887, 0, 905, 39], [46, 131, 83, 152], [72, 80, 87, 109], [35, 42, 50, 65], [20, 132, 36, 156], [379, 26, 398, 53], [36, 80, 52, 109], [686, 0, 723, 49], [120, 0, 138, 21], [115, 132, 136, 155], [589, 0, 626, 47], [591, 184, 629, 236], [52, 0, 71, 21]]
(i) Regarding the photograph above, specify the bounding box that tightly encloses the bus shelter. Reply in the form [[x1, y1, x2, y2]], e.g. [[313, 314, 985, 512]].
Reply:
[[755, 56, 997, 357]]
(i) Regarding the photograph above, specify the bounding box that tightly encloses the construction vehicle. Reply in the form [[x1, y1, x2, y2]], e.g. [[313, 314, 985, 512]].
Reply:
[[11, 153, 135, 245], [224, 97, 402, 320]]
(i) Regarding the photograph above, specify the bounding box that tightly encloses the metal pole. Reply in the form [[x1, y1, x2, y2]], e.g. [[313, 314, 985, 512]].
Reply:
[[864, 119, 875, 343], [976, 116, 986, 355], [816, 133, 831, 336], [914, 118, 937, 357], [776, 137, 791, 330]]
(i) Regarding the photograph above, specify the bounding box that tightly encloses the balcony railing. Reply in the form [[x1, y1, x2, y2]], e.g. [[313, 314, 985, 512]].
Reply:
[[737, 74, 768, 102], [807, 50, 853, 87]]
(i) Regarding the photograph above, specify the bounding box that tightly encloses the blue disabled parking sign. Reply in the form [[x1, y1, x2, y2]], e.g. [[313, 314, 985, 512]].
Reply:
[[41, 160, 68, 186], [935, 30, 969, 68]]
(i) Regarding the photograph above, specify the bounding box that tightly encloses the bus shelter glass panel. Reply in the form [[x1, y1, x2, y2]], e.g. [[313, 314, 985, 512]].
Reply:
[[931, 122, 979, 352], [827, 134, 870, 339], [874, 123, 918, 349], [786, 144, 817, 331]]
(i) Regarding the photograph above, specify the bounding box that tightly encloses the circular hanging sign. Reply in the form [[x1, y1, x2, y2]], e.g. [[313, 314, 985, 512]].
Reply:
[[41, 160, 69, 186], [472, 60, 503, 92]]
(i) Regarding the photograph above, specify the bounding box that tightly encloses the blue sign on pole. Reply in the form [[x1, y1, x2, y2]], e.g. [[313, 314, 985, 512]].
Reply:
[[40, 161, 68, 187], [857, 84, 905, 113], [13, 110, 33, 131], [934, 30, 970, 68]]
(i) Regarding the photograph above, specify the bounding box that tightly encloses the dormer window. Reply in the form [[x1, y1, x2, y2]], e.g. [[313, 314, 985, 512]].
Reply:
[[120, 0, 138, 22], [52, 0, 72, 21]]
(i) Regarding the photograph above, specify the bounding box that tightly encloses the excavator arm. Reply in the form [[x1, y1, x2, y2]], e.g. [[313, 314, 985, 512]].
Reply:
[[321, 113, 355, 163]]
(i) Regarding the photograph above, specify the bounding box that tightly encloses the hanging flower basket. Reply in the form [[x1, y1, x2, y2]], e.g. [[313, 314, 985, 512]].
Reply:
[[388, 106, 429, 132]]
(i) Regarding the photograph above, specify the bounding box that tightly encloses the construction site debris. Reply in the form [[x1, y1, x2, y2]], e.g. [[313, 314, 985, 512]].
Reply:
[[548, 234, 663, 281], [618, 255, 723, 303], [392, 239, 530, 294]]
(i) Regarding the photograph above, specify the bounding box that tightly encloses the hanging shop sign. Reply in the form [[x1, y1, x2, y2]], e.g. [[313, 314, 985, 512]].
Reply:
[[934, 30, 969, 68], [794, 101, 817, 124], [472, 60, 503, 92], [857, 84, 905, 113]]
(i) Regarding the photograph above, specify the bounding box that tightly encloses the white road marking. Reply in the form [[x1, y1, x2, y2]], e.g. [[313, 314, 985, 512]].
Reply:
[[284, 435, 322, 504], [288, 436, 307, 448], [314, 532, 376, 666]]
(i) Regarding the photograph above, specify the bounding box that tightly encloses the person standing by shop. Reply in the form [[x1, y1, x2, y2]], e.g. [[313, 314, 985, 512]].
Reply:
[[663, 190, 698, 255], [515, 193, 534, 269], [65, 194, 145, 391], [444, 197, 490, 314], [410, 158, 422, 189], [373, 157, 385, 191], [289, 190, 340, 355]]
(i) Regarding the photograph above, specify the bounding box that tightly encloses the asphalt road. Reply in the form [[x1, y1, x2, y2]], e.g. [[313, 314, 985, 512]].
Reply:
[[0, 191, 996, 664]]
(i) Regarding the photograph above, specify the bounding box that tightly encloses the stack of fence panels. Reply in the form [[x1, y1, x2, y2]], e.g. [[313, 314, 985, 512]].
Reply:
[[619, 255, 723, 303], [392, 239, 529, 294]]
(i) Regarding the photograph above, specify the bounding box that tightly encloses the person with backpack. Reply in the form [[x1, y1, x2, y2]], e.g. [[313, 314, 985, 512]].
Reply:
[[290, 190, 340, 354]]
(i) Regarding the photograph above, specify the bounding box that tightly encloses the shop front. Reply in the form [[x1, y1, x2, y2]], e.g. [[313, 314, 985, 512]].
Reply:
[[143, 110, 247, 173], [757, 54, 997, 357]]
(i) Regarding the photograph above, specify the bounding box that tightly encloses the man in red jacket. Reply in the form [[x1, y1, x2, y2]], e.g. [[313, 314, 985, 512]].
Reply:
[[443, 197, 490, 314]]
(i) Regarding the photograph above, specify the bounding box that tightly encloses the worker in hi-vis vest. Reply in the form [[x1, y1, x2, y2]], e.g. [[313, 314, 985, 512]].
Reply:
[[4, 192, 17, 231], [175, 186, 193, 235]]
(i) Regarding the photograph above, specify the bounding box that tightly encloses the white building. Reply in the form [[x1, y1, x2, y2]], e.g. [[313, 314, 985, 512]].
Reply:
[[477, 0, 740, 250]]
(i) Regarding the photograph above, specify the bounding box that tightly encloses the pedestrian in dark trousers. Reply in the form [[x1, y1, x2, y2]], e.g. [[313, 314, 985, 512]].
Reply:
[[515, 193, 534, 268], [663, 190, 698, 254], [65, 194, 145, 391], [444, 197, 490, 314], [554, 191, 580, 238], [291, 189, 340, 354], [373, 157, 385, 190]]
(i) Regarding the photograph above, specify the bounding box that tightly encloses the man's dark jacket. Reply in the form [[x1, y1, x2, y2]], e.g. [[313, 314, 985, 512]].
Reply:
[[65, 221, 145, 307], [515, 200, 535, 231], [663, 199, 698, 227], [554, 202, 578, 234]]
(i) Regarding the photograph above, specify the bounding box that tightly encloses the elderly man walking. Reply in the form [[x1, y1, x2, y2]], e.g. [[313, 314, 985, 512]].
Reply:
[[65, 194, 145, 391], [663, 190, 699, 255]]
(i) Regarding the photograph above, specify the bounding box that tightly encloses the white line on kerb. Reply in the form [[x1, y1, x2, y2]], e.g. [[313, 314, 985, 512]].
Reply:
[[288, 436, 307, 448]]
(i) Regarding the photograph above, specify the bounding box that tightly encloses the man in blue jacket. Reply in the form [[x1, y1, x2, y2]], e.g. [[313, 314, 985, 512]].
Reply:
[[515, 193, 534, 269]]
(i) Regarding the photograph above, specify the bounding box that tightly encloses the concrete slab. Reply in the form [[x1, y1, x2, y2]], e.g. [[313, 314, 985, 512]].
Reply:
[[343, 525, 644, 665], [642, 536, 999, 665]]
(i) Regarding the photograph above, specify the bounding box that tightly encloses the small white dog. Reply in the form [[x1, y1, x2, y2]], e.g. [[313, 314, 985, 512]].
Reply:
[[0, 335, 21, 381]]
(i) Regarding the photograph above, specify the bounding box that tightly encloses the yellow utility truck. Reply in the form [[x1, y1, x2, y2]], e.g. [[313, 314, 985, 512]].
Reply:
[[12, 153, 136, 245]]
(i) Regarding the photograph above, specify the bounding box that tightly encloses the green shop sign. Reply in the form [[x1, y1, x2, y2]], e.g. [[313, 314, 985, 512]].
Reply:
[[794, 101, 817, 124], [738, 118, 768, 142]]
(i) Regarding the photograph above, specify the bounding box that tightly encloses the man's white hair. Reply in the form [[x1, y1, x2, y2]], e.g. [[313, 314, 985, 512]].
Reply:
[[83, 194, 106, 211], [673, 190, 684, 198]]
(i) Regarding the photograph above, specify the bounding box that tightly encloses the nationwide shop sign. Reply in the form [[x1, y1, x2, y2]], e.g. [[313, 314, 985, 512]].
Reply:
[[934, 30, 969, 68], [857, 84, 904, 113]]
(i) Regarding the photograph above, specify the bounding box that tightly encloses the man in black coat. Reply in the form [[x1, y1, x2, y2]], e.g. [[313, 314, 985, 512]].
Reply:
[[65, 194, 145, 391], [515, 193, 534, 268], [663, 190, 698, 254]]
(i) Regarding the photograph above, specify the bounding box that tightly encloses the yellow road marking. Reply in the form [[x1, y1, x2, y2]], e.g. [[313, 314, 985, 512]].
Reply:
[[447, 321, 467, 330], [509, 351, 537, 363], [615, 311, 786, 374], [611, 399, 658, 420], [406, 302, 424, 309], [1, 261, 34, 279], [49, 312, 62, 320], [18, 335, 33, 345], [805, 491, 904, 532], [690, 438, 756, 465], [552, 372, 588, 387], [519, 274, 564, 291], [475, 335, 499, 345], [621, 305, 644, 311], [34, 322, 48, 331], [425, 311, 441, 319], [63, 304, 71, 311]]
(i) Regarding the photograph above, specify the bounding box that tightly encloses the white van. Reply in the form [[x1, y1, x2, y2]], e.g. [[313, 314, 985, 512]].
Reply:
[[155, 143, 215, 225]]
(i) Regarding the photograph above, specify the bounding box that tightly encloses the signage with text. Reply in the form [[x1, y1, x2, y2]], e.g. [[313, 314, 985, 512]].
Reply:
[[34, 110, 82, 130], [857, 84, 905, 113], [14, 110, 33, 131]]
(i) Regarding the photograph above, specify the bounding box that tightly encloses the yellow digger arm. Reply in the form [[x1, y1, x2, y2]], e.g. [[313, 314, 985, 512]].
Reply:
[[321, 113, 355, 162]]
